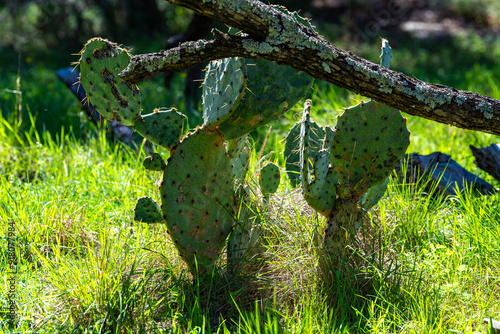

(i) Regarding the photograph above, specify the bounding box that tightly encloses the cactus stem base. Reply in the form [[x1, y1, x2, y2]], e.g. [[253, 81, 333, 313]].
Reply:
[[322, 199, 363, 265]]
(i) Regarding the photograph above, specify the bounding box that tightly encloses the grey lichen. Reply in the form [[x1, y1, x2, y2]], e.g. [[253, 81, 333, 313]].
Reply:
[[181, 39, 207, 54], [407, 84, 453, 109], [345, 56, 460, 109], [143, 49, 181, 73], [378, 85, 393, 94], [322, 61, 331, 73], [222, 0, 338, 60], [476, 100, 494, 119], [455, 94, 467, 105], [242, 40, 278, 55]]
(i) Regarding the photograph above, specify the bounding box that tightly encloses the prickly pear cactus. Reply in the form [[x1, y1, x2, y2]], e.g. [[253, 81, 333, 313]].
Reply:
[[287, 98, 410, 259], [79, 38, 141, 126], [298, 101, 337, 217], [77, 33, 316, 275]]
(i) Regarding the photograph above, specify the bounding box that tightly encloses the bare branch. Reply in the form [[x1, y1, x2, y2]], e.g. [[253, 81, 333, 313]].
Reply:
[[119, 0, 500, 136]]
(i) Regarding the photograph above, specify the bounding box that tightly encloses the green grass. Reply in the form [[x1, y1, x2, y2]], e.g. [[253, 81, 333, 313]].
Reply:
[[1, 20, 500, 334]]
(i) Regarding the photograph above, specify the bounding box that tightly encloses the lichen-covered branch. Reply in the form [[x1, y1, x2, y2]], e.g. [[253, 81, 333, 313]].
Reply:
[[119, 0, 500, 136]]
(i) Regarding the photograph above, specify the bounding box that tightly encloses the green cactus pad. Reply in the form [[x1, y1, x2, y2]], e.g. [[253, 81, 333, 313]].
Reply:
[[330, 100, 410, 197], [380, 38, 392, 69], [323, 126, 335, 150], [202, 57, 246, 127], [298, 101, 337, 216], [159, 126, 235, 271], [134, 196, 163, 224], [142, 153, 167, 171], [284, 118, 325, 187], [359, 177, 389, 211], [133, 108, 187, 149], [303, 171, 338, 217], [309, 150, 330, 195], [229, 135, 250, 187], [217, 58, 314, 140], [79, 38, 141, 126], [259, 162, 281, 195]]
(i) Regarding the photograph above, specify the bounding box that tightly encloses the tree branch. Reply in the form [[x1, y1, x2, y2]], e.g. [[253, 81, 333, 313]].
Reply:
[[119, 0, 500, 136]]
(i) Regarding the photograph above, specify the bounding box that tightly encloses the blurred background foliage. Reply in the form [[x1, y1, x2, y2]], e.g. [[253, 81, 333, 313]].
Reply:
[[0, 0, 499, 139]]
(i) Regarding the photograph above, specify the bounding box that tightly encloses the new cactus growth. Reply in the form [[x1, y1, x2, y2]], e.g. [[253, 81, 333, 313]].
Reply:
[[134, 196, 163, 224], [380, 38, 392, 69]]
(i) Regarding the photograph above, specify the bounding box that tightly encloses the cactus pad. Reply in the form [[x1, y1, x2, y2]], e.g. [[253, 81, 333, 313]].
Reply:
[[259, 162, 281, 195], [202, 57, 246, 127], [142, 153, 167, 171], [303, 171, 338, 217], [298, 101, 337, 216], [229, 135, 250, 187], [133, 108, 187, 149], [79, 38, 141, 126], [309, 150, 330, 196], [159, 126, 235, 271], [284, 118, 325, 187], [134, 196, 163, 224], [217, 58, 314, 140], [380, 38, 392, 69], [330, 100, 410, 198], [359, 177, 389, 211]]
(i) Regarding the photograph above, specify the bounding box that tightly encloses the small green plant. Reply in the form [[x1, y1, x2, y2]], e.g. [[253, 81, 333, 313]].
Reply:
[[78, 32, 312, 275]]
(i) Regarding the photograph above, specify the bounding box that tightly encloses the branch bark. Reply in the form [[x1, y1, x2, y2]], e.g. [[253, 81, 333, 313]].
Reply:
[[118, 0, 500, 136]]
